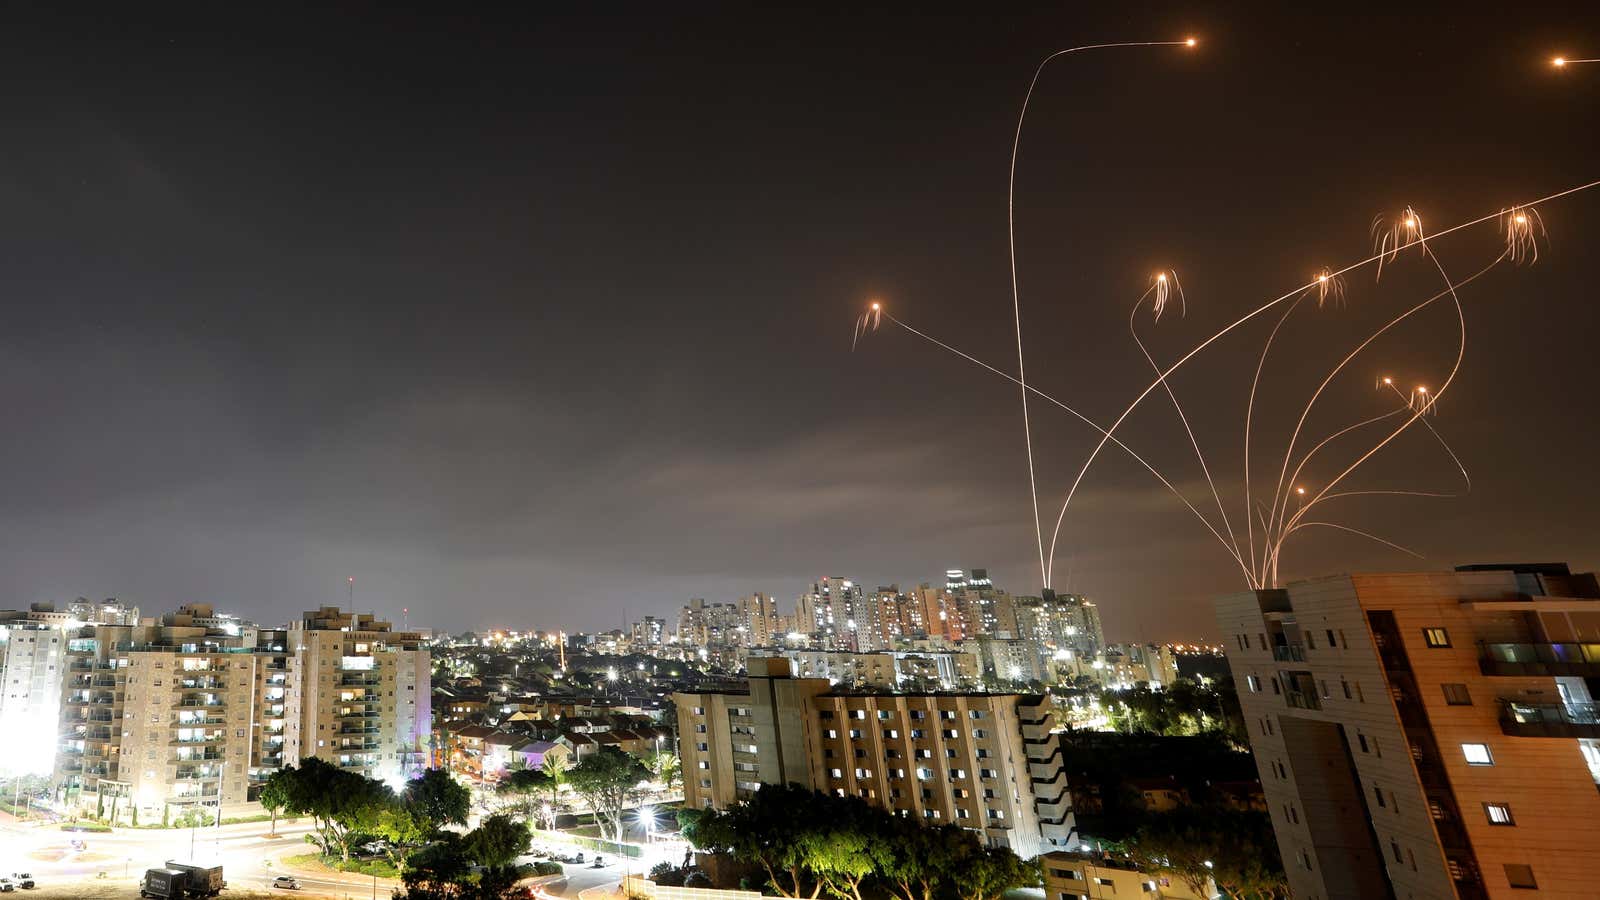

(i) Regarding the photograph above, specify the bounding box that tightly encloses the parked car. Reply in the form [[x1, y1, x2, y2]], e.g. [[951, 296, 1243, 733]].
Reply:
[[271, 875, 302, 890], [0, 877, 15, 893], [8, 874, 31, 889]]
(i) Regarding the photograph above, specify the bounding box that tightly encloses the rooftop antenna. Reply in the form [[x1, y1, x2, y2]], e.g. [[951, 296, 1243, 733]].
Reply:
[[347, 576, 355, 618]]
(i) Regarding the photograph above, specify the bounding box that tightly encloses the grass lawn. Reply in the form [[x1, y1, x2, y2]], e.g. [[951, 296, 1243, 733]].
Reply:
[[282, 850, 400, 879]]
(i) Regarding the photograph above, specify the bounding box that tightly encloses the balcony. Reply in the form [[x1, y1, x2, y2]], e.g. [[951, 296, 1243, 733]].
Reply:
[[175, 699, 227, 709], [1272, 643, 1307, 662], [1499, 701, 1600, 738], [1481, 642, 1600, 676]]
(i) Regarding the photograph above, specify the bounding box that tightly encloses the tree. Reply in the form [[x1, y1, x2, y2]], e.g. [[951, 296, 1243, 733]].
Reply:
[[565, 747, 648, 843], [405, 767, 471, 834], [541, 753, 567, 795], [260, 769, 292, 837], [497, 768, 557, 828], [683, 792, 819, 899], [378, 801, 430, 873], [644, 750, 681, 791], [1122, 808, 1286, 899], [881, 822, 967, 900], [277, 757, 396, 863], [463, 813, 531, 867], [949, 845, 1036, 900], [396, 831, 529, 900]]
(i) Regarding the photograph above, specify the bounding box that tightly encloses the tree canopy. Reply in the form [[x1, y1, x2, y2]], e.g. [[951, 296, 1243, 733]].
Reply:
[[565, 746, 649, 842], [681, 784, 1035, 900]]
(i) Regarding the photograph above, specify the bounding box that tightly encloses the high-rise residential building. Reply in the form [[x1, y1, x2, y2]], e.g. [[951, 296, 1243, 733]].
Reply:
[[745, 648, 976, 691], [907, 584, 957, 640], [1095, 643, 1179, 689], [676, 657, 1072, 859], [0, 606, 78, 777], [1216, 564, 1600, 900], [1015, 592, 1104, 668], [283, 607, 430, 782], [946, 568, 1017, 639], [55, 605, 291, 819], [737, 594, 778, 647], [796, 578, 864, 648], [630, 615, 667, 651]]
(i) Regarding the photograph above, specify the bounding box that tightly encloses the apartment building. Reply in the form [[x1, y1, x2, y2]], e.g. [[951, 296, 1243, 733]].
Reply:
[[54, 604, 429, 820], [745, 648, 976, 690], [676, 657, 1072, 858], [56, 608, 290, 818], [1, 601, 139, 777], [1216, 564, 1600, 900], [282, 607, 431, 781], [1041, 851, 1214, 900]]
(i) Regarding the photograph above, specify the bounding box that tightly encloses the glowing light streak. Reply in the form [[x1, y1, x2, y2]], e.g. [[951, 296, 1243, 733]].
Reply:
[[1042, 178, 1600, 589], [1006, 38, 1197, 588]]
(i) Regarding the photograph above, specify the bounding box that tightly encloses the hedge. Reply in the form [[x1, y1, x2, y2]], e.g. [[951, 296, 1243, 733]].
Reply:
[[531, 828, 642, 859]]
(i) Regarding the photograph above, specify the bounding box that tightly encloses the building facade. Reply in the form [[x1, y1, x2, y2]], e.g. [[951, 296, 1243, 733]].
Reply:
[[676, 657, 1072, 858], [283, 607, 431, 782], [1216, 565, 1600, 899]]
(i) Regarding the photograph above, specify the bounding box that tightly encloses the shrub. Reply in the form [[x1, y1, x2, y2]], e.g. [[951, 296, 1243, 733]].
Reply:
[[532, 861, 563, 876], [683, 871, 712, 888]]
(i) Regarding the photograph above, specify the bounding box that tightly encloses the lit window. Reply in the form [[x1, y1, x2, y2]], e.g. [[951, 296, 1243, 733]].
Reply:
[[1422, 628, 1451, 648], [1462, 743, 1494, 766], [1246, 675, 1261, 693], [1484, 803, 1514, 825]]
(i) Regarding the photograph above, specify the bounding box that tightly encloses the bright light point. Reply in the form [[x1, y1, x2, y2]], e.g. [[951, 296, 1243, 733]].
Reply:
[[1515, 214, 1527, 224], [1404, 218, 1417, 228], [870, 302, 880, 310], [1318, 274, 1328, 282], [1383, 377, 1393, 384], [1185, 38, 1196, 47], [1418, 386, 1428, 393], [1157, 273, 1167, 281], [1296, 486, 1306, 495], [1554, 57, 1566, 67]]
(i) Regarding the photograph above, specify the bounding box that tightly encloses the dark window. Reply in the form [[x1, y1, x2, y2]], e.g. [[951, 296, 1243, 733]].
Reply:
[[1357, 733, 1369, 753], [1442, 683, 1472, 706], [1504, 864, 1537, 890], [1306, 633, 1316, 650], [1422, 628, 1451, 648], [1374, 784, 1386, 807], [1326, 629, 1337, 647]]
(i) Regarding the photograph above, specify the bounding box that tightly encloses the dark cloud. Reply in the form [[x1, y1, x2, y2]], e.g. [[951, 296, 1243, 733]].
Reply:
[[1, 4, 1597, 639]]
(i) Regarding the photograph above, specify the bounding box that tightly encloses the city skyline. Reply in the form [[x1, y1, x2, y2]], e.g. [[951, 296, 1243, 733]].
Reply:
[[2, 7, 1598, 641]]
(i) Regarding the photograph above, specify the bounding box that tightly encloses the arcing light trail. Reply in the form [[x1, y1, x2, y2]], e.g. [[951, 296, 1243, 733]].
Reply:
[[1006, 38, 1199, 590], [1038, 179, 1600, 590], [858, 178, 1600, 591]]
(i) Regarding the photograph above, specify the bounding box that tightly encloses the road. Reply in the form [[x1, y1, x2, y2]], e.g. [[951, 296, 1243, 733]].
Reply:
[[0, 813, 646, 899], [0, 814, 398, 898]]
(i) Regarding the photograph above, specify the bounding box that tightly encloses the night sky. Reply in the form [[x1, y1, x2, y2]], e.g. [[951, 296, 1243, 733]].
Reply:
[[3, 5, 1597, 639]]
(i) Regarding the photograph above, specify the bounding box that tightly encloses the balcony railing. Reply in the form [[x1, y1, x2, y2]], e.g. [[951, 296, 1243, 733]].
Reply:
[[1481, 642, 1600, 676], [1271, 644, 1307, 662], [1499, 701, 1600, 738]]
